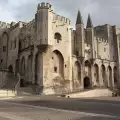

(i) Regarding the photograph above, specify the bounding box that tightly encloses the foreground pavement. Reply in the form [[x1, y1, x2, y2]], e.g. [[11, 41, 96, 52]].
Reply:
[[0, 96, 120, 120]]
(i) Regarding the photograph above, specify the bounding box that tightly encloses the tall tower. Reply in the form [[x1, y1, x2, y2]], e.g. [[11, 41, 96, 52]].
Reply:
[[86, 14, 95, 58], [35, 2, 53, 45], [75, 10, 84, 57]]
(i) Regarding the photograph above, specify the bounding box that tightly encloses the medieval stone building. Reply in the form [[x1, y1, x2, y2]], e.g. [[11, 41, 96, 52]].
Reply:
[[0, 2, 120, 95]]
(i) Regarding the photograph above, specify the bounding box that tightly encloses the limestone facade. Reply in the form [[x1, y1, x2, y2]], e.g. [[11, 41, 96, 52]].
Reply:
[[0, 2, 120, 94]]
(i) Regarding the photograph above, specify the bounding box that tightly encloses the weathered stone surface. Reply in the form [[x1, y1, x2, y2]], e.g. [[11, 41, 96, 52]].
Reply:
[[0, 2, 119, 96]]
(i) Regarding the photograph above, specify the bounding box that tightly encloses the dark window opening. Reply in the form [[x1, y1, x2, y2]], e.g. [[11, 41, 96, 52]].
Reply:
[[54, 33, 62, 41], [54, 67, 57, 73], [52, 57, 54, 59], [3, 46, 6, 52], [76, 51, 79, 56], [84, 77, 91, 89], [65, 64, 67, 68], [19, 41, 22, 51], [104, 48, 106, 52], [1, 59, 3, 63]]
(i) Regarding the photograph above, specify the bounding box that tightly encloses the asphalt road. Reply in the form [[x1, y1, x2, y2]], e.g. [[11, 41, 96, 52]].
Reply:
[[7, 96, 120, 118]]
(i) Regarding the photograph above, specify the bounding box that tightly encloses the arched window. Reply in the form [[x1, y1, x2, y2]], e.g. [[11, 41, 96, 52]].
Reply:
[[19, 40, 22, 51], [14, 38, 16, 48], [54, 33, 62, 43]]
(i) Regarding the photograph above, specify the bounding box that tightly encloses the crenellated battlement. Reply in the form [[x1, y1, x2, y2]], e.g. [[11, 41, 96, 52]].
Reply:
[[36, 2, 71, 25], [0, 21, 10, 28], [53, 14, 71, 25], [96, 36, 108, 43], [37, 2, 52, 10]]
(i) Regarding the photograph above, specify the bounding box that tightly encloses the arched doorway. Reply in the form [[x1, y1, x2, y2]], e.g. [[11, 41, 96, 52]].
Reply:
[[52, 50, 64, 93], [73, 61, 81, 90], [20, 79, 24, 87], [108, 66, 112, 88], [8, 65, 13, 73], [94, 64, 99, 85], [85, 60, 91, 77], [84, 77, 90, 89], [52, 50, 64, 77], [1, 32, 9, 69]]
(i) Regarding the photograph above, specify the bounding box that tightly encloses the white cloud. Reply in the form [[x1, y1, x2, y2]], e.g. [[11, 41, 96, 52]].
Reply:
[[0, 4, 16, 22], [0, 0, 120, 27]]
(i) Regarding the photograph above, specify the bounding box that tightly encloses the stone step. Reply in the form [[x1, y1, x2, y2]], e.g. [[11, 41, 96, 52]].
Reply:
[[0, 90, 16, 97]]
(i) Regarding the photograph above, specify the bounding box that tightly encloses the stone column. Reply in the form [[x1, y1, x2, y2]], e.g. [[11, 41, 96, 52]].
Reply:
[[112, 69, 115, 88], [99, 66, 103, 87], [25, 56, 28, 81], [32, 53, 36, 84], [107, 70, 110, 87], [91, 65, 95, 87], [106, 69, 109, 87], [81, 64, 84, 90]]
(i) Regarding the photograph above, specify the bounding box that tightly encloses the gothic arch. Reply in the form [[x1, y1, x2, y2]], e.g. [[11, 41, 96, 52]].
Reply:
[[1, 32, 9, 69], [108, 66, 112, 87], [52, 50, 64, 77], [94, 64, 99, 84], [2, 32, 9, 45]]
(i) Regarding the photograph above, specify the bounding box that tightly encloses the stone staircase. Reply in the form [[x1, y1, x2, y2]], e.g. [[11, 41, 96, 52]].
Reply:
[[0, 72, 19, 97], [16, 84, 42, 96]]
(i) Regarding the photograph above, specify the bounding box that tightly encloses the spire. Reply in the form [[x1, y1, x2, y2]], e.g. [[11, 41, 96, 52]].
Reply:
[[86, 14, 93, 28], [76, 10, 83, 25]]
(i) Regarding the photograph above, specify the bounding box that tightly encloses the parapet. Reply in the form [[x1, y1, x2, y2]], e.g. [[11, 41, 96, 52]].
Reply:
[[0, 21, 10, 28], [37, 2, 52, 11], [96, 36, 108, 43], [53, 14, 71, 25]]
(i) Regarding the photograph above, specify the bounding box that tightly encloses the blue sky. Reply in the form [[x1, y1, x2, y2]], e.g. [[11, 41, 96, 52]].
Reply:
[[1, 0, 120, 27]]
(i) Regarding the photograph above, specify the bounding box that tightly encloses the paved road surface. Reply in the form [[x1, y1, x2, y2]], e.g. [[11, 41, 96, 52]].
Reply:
[[0, 96, 120, 120]]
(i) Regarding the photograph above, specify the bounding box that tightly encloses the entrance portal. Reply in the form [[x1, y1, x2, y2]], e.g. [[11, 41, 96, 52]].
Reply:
[[84, 77, 90, 89], [20, 79, 24, 87]]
